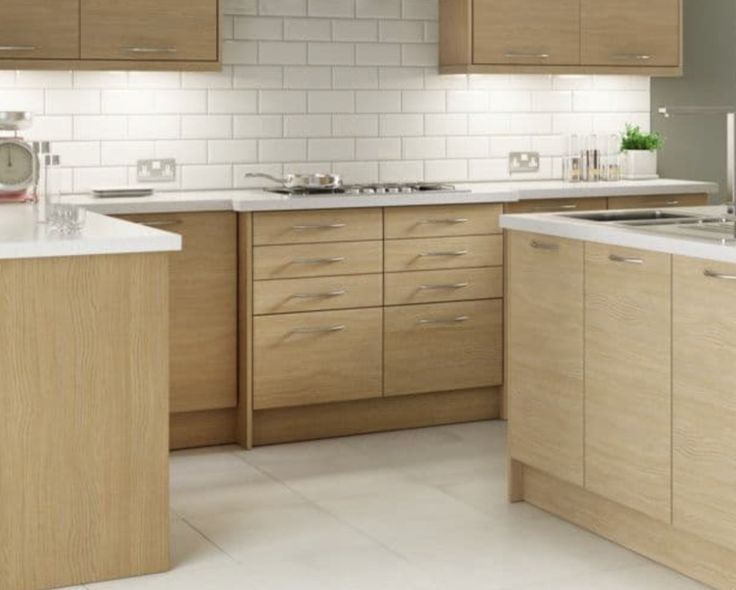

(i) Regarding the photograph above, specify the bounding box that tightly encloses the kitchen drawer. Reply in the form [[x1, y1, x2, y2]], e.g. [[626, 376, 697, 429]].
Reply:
[[384, 204, 502, 239], [253, 208, 383, 245], [385, 268, 503, 306], [608, 193, 709, 210], [254, 308, 383, 409], [385, 235, 502, 272], [384, 300, 503, 397], [505, 198, 608, 214], [254, 241, 383, 280], [254, 274, 383, 315]]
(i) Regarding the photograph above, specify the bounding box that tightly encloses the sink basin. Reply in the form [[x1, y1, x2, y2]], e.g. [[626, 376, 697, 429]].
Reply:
[[628, 217, 736, 242], [565, 209, 698, 223]]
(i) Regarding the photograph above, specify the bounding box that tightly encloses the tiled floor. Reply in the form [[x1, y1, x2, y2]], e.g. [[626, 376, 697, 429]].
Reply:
[[75, 421, 707, 590]]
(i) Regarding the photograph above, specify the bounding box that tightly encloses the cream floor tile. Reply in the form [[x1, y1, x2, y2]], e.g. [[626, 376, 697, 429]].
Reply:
[[170, 518, 237, 571], [87, 564, 266, 590]]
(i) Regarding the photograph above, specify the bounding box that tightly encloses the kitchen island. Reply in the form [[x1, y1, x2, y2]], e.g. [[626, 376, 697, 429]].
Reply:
[[0, 205, 181, 590], [502, 205, 736, 590]]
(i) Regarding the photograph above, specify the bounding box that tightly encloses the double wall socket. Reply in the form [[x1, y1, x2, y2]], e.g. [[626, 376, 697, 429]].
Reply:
[[509, 152, 540, 174], [137, 159, 176, 183]]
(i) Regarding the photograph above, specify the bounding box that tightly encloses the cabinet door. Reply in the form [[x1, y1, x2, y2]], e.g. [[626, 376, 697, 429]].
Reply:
[[254, 308, 383, 410], [608, 194, 708, 210], [585, 243, 671, 522], [505, 198, 607, 214], [507, 232, 584, 486], [0, 0, 79, 59], [119, 212, 237, 414], [473, 0, 581, 66], [81, 0, 218, 61], [673, 257, 736, 551], [384, 300, 502, 397], [581, 0, 680, 67]]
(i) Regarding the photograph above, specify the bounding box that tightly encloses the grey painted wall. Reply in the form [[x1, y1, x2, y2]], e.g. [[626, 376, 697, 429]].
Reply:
[[652, 0, 736, 202]]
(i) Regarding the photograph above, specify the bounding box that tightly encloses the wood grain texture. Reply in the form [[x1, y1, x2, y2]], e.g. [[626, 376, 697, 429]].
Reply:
[[0, 59, 221, 71], [254, 308, 383, 410], [385, 267, 502, 306], [0, 0, 79, 59], [171, 409, 237, 450], [584, 243, 672, 522], [254, 387, 500, 445], [119, 212, 238, 414], [673, 256, 736, 551], [504, 197, 607, 214], [507, 232, 585, 486], [439, 0, 472, 66], [581, 0, 680, 67], [384, 299, 503, 397], [237, 213, 254, 449], [473, 0, 581, 66], [253, 208, 383, 245], [608, 193, 708, 210], [383, 203, 501, 239], [254, 240, 383, 280], [254, 273, 383, 315], [440, 63, 682, 76], [0, 253, 169, 590], [384, 235, 502, 272], [523, 466, 736, 590], [81, 0, 219, 61]]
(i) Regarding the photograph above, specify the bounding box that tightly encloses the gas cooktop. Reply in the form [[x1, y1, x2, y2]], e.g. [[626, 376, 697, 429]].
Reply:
[[266, 183, 467, 196]]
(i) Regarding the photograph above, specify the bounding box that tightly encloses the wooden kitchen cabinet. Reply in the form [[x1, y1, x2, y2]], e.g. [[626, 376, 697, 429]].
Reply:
[[507, 232, 585, 486], [581, 0, 681, 67], [608, 193, 708, 210], [584, 243, 672, 522], [504, 198, 608, 215], [673, 257, 736, 551], [0, 0, 80, 60], [118, 212, 237, 415]]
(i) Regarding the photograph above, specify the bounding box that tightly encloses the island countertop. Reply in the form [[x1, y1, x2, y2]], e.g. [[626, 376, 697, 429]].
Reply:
[[0, 204, 182, 261]]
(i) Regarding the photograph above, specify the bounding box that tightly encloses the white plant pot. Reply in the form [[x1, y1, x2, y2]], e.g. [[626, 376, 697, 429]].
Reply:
[[622, 150, 659, 180]]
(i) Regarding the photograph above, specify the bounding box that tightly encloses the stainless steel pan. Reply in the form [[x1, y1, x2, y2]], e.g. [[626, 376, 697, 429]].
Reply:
[[245, 172, 342, 190]]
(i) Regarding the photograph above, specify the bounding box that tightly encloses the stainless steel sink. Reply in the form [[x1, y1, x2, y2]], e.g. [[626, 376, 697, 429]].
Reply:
[[564, 209, 698, 224], [628, 217, 736, 242]]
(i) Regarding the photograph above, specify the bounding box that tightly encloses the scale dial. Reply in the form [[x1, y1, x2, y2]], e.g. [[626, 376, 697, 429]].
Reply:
[[0, 139, 35, 193]]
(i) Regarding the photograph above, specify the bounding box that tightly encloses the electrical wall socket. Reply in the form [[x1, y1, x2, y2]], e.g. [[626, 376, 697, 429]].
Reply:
[[137, 159, 176, 183], [508, 152, 541, 174]]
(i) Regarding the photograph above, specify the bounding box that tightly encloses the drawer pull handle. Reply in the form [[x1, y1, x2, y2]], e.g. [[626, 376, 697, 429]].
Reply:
[[291, 223, 347, 230], [291, 325, 346, 334], [666, 200, 680, 206], [122, 46, 178, 54], [418, 218, 469, 225], [418, 282, 470, 290], [609, 254, 644, 265], [611, 54, 652, 61], [530, 204, 578, 212], [505, 52, 550, 59], [417, 315, 470, 326], [293, 256, 346, 264], [0, 45, 36, 51], [291, 289, 347, 299], [140, 220, 182, 228], [704, 269, 736, 281], [530, 240, 559, 251], [419, 250, 469, 257]]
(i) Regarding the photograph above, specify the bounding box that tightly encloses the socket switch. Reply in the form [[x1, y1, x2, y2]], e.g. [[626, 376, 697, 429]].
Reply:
[[508, 152, 541, 174], [137, 159, 176, 183]]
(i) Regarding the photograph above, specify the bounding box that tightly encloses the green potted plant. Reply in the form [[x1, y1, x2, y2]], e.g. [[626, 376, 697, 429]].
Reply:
[[621, 124, 664, 180]]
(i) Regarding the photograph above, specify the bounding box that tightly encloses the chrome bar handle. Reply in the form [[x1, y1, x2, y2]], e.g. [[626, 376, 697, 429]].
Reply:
[[666, 200, 680, 206], [417, 315, 470, 325], [291, 223, 347, 230], [419, 250, 469, 257], [0, 45, 36, 51], [530, 204, 578, 212], [609, 254, 644, 265], [505, 52, 550, 59], [293, 256, 346, 264], [140, 220, 183, 228], [291, 325, 346, 334], [704, 269, 736, 281], [530, 240, 559, 251], [611, 54, 653, 61], [418, 282, 470, 290], [291, 289, 348, 299], [417, 218, 469, 225], [122, 47, 178, 54]]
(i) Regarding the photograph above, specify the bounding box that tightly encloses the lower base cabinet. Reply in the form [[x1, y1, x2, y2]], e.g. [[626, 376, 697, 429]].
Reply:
[[384, 299, 503, 397]]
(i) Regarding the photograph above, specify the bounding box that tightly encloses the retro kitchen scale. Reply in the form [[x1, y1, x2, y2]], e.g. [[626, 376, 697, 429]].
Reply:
[[0, 111, 38, 202]]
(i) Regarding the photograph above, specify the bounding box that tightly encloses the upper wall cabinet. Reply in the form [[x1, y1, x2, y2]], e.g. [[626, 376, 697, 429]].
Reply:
[[0, 0, 220, 70], [439, 0, 682, 76]]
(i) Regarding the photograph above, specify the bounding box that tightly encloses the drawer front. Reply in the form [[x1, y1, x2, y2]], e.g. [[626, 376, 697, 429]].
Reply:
[[254, 241, 383, 280], [385, 235, 502, 272], [254, 308, 383, 409], [505, 198, 608, 214], [253, 208, 383, 245], [254, 274, 383, 315], [608, 193, 709, 210], [384, 204, 502, 239], [385, 267, 503, 306], [384, 300, 503, 397]]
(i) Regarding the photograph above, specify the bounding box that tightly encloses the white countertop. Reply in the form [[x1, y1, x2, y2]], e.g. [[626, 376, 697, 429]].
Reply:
[[62, 179, 718, 215], [0, 204, 182, 261], [501, 205, 736, 264]]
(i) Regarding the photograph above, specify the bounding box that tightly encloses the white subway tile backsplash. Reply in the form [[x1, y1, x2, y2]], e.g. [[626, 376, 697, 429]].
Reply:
[[402, 90, 445, 113], [181, 165, 233, 189], [208, 139, 258, 163], [308, 90, 354, 113], [403, 136, 445, 159], [16, 71, 73, 89], [54, 141, 101, 166], [208, 90, 258, 113], [308, 138, 355, 160], [101, 141, 154, 166], [379, 67, 424, 89], [356, 43, 401, 66], [73, 71, 128, 89], [357, 0, 401, 19], [234, 17, 284, 40], [73, 116, 127, 140], [260, 42, 308, 65], [154, 90, 207, 114], [309, 0, 354, 17], [224, 0, 258, 15], [356, 138, 402, 160], [424, 159, 467, 182], [155, 140, 208, 164], [25, 116, 73, 141], [356, 90, 401, 113], [285, 18, 331, 40], [260, 90, 307, 113], [233, 66, 284, 88], [402, 0, 438, 20], [259, 138, 307, 161], [74, 167, 128, 192], [333, 161, 379, 183], [284, 66, 332, 88], [183, 68, 234, 89], [447, 136, 489, 158], [127, 72, 181, 89], [284, 114, 331, 137], [182, 115, 233, 139], [234, 114, 284, 137], [425, 113, 467, 136], [223, 41, 259, 64], [489, 136, 531, 158], [532, 91, 572, 112], [380, 159, 423, 182], [128, 115, 180, 140], [101, 90, 154, 114], [333, 114, 379, 136], [379, 21, 424, 43], [333, 20, 378, 42], [334, 67, 379, 89], [259, 0, 307, 16], [401, 44, 438, 66], [47, 90, 99, 115], [309, 42, 355, 65], [379, 114, 423, 136], [447, 91, 488, 113]]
